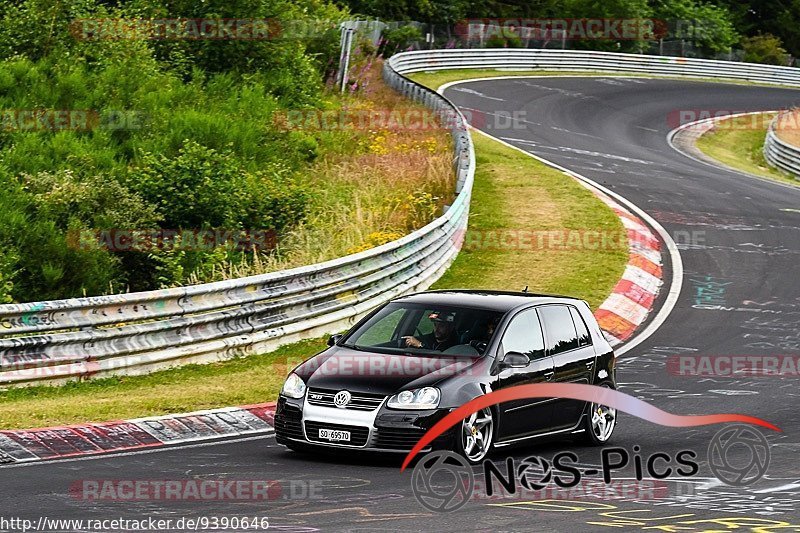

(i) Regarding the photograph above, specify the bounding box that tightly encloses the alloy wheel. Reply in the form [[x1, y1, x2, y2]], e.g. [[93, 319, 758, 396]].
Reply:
[[461, 407, 494, 462], [590, 401, 616, 442]]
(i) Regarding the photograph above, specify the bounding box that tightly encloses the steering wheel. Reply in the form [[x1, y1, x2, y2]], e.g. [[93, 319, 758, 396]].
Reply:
[[469, 339, 488, 354]]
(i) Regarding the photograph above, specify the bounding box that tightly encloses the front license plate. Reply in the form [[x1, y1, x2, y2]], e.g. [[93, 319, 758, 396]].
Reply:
[[318, 428, 351, 442]]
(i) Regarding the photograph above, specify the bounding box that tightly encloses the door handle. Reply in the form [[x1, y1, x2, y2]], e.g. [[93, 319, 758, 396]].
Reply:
[[544, 370, 555, 381], [586, 361, 595, 368]]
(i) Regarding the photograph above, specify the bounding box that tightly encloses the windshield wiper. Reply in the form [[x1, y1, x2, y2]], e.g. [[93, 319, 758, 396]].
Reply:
[[338, 342, 367, 352]]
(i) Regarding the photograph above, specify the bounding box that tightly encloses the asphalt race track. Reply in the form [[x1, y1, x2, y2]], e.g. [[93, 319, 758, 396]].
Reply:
[[2, 78, 800, 532]]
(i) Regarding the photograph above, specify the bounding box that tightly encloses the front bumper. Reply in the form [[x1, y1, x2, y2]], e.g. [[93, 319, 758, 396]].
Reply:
[[274, 395, 455, 453]]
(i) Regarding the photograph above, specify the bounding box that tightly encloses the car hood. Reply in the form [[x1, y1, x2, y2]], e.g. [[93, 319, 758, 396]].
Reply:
[[294, 346, 482, 395]]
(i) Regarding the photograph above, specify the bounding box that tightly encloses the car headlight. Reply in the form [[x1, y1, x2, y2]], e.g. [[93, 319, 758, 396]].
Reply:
[[281, 373, 307, 399], [387, 387, 440, 410]]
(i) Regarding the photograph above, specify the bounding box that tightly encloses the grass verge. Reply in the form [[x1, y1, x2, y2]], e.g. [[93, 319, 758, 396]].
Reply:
[[694, 113, 799, 186], [432, 131, 627, 309], [0, 338, 326, 430], [0, 72, 628, 430]]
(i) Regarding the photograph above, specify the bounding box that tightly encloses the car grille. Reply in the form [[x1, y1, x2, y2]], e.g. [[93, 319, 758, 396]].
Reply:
[[306, 388, 386, 411], [274, 414, 304, 441], [372, 428, 427, 450], [304, 421, 370, 447]]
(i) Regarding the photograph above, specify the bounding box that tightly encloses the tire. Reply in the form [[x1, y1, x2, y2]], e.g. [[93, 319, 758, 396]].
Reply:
[[581, 382, 617, 446], [454, 406, 495, 464]]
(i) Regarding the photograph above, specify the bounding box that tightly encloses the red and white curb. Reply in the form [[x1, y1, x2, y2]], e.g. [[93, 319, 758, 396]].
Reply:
[[0, 403, 275, 465], [589, 188, 663, 346]]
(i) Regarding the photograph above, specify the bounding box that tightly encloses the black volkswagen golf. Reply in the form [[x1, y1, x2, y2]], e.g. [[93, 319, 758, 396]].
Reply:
[[274, 290, 617, 463]]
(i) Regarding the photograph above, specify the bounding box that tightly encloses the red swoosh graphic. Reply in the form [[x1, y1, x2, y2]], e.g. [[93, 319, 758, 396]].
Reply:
[[400, 383, 780, 471]]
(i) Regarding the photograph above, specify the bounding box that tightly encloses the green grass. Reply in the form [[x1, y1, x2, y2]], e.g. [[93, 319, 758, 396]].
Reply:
[[432, 131, 627, 309], [0, 70, 629, 430], [694, 113, 800, 186], [0, 337, 327, 430], [414, 70, 627, 308]]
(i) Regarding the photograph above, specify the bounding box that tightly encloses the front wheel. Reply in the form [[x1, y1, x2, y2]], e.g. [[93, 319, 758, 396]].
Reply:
[[582, 383, 617, 445], [455, 406, 494, 464]]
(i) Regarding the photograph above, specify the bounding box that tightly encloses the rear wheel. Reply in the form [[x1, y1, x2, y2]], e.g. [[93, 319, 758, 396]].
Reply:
[[455, 406, 494, 464], [582, 383, 617, 445]]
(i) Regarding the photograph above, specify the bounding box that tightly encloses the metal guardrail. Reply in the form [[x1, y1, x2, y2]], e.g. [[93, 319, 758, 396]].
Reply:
[[4, 48, 798, 386], [0, 64, 475, 386], [388, 49, 800, 87], [764, 112, 800, 179]]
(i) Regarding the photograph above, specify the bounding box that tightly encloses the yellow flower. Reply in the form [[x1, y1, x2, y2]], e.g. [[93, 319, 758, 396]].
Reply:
[[346, 231, 404, 254]]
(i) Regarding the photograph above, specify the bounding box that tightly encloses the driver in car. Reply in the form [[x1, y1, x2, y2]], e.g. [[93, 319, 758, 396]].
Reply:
[[401, 311, 459, 351]]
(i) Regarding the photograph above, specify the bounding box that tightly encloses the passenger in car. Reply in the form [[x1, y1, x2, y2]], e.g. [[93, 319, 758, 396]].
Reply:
[[466, 315, 501, 353]]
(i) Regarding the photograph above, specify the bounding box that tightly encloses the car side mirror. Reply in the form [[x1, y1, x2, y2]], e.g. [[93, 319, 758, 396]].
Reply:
[[327, 334, 343, 347], [500, 351, 529, 369]]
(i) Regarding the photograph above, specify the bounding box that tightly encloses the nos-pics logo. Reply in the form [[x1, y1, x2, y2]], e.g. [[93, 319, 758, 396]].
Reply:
[[411, 424, 771, 512], [411, 451, 474, 512]]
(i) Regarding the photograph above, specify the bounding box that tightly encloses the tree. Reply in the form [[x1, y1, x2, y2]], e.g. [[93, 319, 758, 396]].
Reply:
[[741, 33, 791, 65], [712, 0, 799, 59], [652, 0, 739, 56]]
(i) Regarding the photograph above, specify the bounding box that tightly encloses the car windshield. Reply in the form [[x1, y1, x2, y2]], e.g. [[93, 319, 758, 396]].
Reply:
[[341, 303, 505, 356]]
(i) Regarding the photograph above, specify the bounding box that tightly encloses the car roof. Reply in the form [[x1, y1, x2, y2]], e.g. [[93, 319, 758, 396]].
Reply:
[[391, 289, 585, 313]]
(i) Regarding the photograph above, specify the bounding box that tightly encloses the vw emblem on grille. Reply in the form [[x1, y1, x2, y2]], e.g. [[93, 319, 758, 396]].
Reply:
[[333, 390, 352, 408]]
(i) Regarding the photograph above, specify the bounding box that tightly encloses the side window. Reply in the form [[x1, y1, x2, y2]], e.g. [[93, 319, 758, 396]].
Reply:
[[538, 305, 579, 355], [569, 306, 592, 347], [416, 311, 434, 337], [499, 308, 546, 360]]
